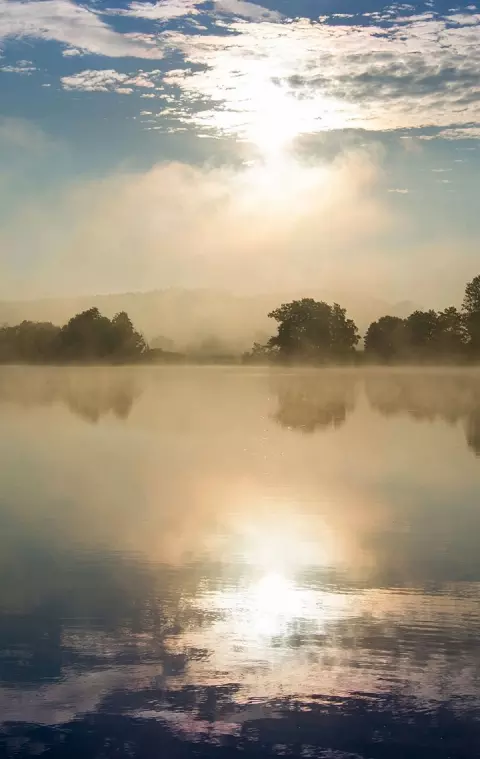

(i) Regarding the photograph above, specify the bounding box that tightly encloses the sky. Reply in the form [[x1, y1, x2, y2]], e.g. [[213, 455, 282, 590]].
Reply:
[[0, 0, 479, 306]]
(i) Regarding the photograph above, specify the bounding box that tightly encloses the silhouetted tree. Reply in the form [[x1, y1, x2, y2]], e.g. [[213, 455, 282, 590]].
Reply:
[[404, 310, 440, 358], [365, 302, 469, 363], [0, 308, 146, 364], [463, 275, 480, 356], [364, 316, 406, 361], [110, 311, 147, 358], [463, 275, 480, 314], [436, 306, 467, 358], [266, 299, 359, 362], [0, 321, 61, 363], [57, 307, 115, 360]]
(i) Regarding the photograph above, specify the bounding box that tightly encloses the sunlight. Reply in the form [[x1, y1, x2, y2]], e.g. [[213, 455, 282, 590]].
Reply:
[[212, 571, 313, 639], [202, 570, 352, 649], [236, 76, 353, 161], [198, 61, 353, 159], [232, 512, 336, 574], [245, 80, 342, 159]]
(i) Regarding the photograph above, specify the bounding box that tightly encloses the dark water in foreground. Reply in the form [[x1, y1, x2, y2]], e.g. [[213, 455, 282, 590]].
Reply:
[[0, 366, 479, 759]]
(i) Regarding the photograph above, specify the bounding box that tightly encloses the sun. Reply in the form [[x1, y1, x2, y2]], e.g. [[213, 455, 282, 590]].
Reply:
[[241, 78, 353, 160], [246, 81, 318, 159]]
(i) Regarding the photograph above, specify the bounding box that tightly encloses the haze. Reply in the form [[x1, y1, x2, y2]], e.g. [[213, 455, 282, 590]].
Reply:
[[1, 0, 479, 323]]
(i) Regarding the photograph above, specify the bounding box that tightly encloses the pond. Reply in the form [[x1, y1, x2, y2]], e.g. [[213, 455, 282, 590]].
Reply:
[[0, 366, 479, 758]]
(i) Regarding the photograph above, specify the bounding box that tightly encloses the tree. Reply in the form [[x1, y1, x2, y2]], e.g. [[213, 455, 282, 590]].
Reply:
[[57, 308, 113, 360], [0, 321, 60, 363], [266, 299, 359, 362], [57, 308, 146, 362], [463, 276, 480, 356], [463, 275, 480, 314], [436, 306, 467, 357], [242, 340, 279, 364], [364, 316, 406, 361], [110, 311, 147, 358], [404, 310, 440, 357]]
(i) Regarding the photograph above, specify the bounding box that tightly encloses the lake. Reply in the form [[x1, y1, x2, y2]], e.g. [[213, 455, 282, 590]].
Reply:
[[0, 366, 479, 758]]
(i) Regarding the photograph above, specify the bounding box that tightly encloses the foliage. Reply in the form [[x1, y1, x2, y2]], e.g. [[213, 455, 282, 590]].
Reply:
[[247, 276, 480, 365], [263, 298, 359, 363], [364, 316, 407, 361], [463, 275, 480, 314], [0, 321, 61, 363], [0, 308, 146, 364], [364, 284, 474, 362]]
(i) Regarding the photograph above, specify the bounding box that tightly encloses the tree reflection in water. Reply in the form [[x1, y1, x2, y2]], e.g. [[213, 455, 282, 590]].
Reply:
[[271, 369, 480, 456]]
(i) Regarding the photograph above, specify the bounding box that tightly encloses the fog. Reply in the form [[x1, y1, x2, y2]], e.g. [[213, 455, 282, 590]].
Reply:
[[0, 288, 419, 353], [2, 147, 471, 352]]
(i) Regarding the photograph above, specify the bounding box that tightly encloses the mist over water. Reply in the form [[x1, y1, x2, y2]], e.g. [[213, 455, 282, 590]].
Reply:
[[0, 366, 479, 758]]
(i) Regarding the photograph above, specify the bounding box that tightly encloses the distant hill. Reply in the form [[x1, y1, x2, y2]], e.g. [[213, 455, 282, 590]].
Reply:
[[0, 289, 419, 354]]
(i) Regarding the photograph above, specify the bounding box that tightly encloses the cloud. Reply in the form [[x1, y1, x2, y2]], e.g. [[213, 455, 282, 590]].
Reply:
[[0, 0, 164, 58], [214, 0, 282, 21], [61, 68, 161, 92], [0, 150, 397, 298], [2, 2, 479, 142], [109, 0, 281, 22], [111, 0, 202, 20], [0, 58, 36, 74], [157, 9, 480, 141]]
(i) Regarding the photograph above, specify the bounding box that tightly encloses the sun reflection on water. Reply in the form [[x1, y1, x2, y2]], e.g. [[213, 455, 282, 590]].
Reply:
[[198, 570, 352, 658]]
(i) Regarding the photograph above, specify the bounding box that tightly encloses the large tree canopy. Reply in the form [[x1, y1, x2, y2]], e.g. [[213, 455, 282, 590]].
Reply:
[[266, 298, 359, 362]]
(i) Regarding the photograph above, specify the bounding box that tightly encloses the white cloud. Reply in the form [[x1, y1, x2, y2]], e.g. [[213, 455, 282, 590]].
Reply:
[[214, 0, 282, 21], [1, 61, 36, 74], [62, 46, 83, 56], [158, 10, 480, 141], [61, 69, 129, 92], [388, 188, 410, 193], [0, 0, 164, 58], [112, 0, 201, 20], [109, 0, 281, 22], [2, 2, 478, 143], [61, 68, 162, 92]]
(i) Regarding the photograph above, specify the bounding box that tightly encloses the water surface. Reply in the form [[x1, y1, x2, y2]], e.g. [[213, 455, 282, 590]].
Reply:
[[0, 367, 479, 758]]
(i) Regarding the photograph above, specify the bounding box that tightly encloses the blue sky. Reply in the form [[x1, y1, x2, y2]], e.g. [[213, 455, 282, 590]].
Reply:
[[0, 0, 479, 304]]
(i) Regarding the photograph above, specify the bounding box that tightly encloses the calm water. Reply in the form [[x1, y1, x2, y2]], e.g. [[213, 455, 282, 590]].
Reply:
[[0, 366, 479, 759]]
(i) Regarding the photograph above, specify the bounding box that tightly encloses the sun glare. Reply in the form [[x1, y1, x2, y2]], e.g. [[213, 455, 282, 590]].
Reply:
[[243, 79, 355, 160]]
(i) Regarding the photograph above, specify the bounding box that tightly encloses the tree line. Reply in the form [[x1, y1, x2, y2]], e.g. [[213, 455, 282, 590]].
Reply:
[[0, 307, 147, 363], [245, 275, 480, 364], [3, 275, 480, 365]]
